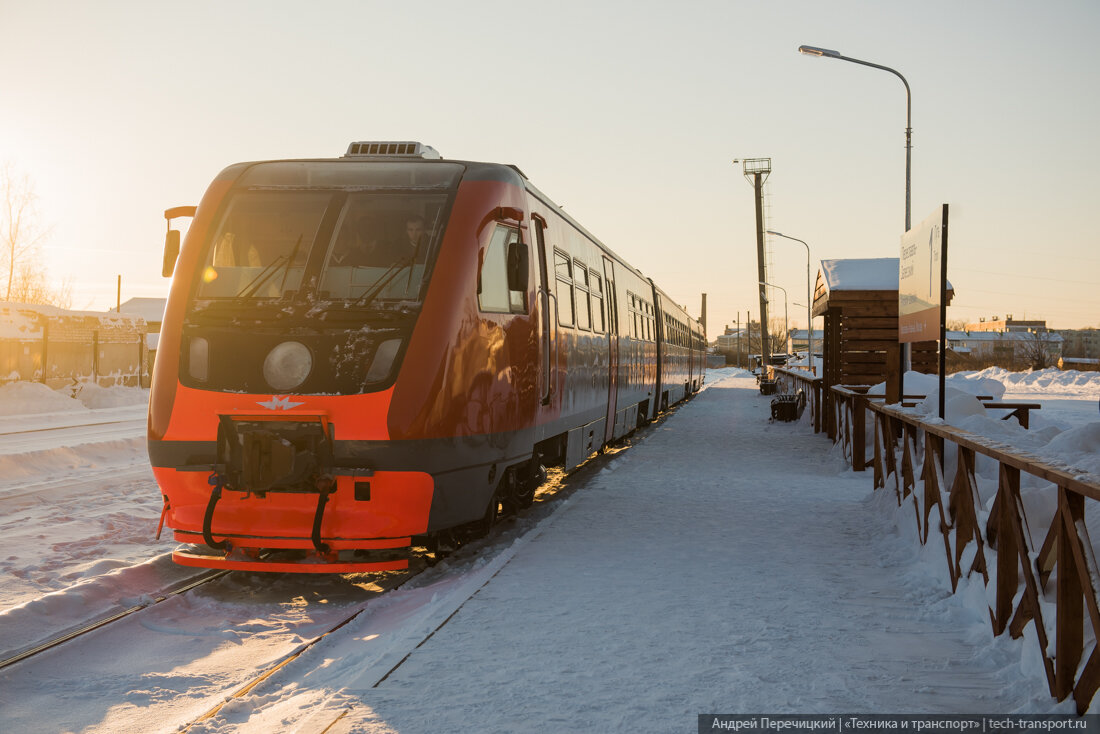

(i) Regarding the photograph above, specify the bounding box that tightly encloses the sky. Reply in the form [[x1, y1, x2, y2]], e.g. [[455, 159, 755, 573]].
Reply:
[[1, 0, 1097, 332]]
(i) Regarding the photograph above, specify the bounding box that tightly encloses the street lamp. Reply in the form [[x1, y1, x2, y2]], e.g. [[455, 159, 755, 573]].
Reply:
[[797, 45, 912, 232], [759, 281, 788, 358], [799, 43, 914, 400], [766, 230, 815, 374]]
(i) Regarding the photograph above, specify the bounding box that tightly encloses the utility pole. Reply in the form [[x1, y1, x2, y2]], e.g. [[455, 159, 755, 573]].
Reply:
[[746, 310, 751, 369], [736, 158, 772, 371], [736, 313, 741, 368]]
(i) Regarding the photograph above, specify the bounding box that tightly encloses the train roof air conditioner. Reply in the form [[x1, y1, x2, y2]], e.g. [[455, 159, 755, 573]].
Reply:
[[343, 141, 441, 159]]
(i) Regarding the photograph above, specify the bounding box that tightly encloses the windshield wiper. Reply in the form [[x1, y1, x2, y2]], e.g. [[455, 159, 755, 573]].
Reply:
[[277, 235, 304, 293], [234, 254, 287, 300], [232, 234, 305, 301], [349, 256, 413, 309]]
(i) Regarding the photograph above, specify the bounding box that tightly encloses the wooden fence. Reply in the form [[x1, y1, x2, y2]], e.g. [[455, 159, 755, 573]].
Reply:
[[0, 304, 147, 389], [829, 384, 1100, 712], [772, 366, 824, 434]]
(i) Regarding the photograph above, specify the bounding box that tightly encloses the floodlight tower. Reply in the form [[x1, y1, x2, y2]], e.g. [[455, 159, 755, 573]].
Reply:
[[736, 158, 772, 368]]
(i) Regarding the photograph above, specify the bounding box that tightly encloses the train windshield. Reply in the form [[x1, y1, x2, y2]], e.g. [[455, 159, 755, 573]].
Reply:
[[197, 192, 327, 300], [194, 161, 462, 307]]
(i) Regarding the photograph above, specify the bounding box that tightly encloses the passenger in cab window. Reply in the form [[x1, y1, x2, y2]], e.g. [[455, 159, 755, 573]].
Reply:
[[331, 214, 429, 267], [331, 216, 384, 266]]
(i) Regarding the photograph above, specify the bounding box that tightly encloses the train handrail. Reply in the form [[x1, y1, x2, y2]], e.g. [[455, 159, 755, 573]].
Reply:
[[828, 383, 1100, 712]]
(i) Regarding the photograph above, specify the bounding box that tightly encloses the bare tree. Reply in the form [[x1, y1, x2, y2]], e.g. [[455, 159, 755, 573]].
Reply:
[[1019, 329, 1058, 370], [947, 318, 969, 331], [768, 316, 789, 356], [1, 162, 65, 306]]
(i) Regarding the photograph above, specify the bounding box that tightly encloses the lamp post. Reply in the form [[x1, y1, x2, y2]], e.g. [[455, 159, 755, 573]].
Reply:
[[766, 230, 815, 374], [759, 281, 788, 357], [797, 45, 911, 232], [799, 43, 913, 401]]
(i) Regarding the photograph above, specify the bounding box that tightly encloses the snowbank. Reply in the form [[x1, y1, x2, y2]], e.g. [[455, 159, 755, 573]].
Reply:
[[0, 381, 147, 416]]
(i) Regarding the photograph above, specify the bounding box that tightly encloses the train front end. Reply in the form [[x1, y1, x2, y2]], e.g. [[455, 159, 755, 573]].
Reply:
[[149, 144, 468, 573]]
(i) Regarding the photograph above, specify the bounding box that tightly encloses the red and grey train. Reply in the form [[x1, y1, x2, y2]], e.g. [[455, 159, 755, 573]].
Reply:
[[149, 141, 706, 573]]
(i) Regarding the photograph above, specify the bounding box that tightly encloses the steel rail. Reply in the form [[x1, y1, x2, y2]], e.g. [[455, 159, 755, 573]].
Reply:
[[0, 568, 228, 670], [0, 418, 144, 437], [182, 568, 420, 732]]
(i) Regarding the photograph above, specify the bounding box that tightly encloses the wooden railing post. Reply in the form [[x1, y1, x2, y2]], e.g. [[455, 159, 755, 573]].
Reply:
[[1057, 487, 1085, 701], [852, 393, 866, 471], [813, 380, 822, 433], [845, 399, 1100, 711], [994, 464, 1020, 636]]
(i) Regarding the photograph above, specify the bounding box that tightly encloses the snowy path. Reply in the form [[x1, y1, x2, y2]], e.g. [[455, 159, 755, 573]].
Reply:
[[208, 371, 1064, 733]]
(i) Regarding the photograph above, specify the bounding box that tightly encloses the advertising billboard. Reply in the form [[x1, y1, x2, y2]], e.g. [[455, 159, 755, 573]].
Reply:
[[899, 204, 948, 344]]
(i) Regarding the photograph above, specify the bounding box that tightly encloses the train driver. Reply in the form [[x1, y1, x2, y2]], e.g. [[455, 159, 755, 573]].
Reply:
[[398, 214, 428, 263]]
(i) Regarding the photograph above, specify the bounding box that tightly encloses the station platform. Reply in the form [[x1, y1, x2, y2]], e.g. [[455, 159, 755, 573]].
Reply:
[[303, 369, 1064, 731]]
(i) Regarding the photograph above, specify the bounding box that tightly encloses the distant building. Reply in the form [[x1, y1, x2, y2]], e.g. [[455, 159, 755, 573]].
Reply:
[[1059, 357, 1100, 372], [788, 329, 824, 354], [947, 328, 1062, 364], [714, 328, 747, 352], [1057, 328, 1100, 359], [118, 297, 167, 386], [966, 315, 1046, 333], [118, 297, 166, 332]]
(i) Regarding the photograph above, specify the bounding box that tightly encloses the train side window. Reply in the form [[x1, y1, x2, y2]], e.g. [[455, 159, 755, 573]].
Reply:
[[591, 275, 604, 332], [478, 225, 514, 313], [574, 261, 590, 331], [554, 250, 574, 327]]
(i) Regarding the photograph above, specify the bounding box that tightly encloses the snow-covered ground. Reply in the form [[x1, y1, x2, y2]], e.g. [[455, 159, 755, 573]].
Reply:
[[0, 369, 1097, 731]]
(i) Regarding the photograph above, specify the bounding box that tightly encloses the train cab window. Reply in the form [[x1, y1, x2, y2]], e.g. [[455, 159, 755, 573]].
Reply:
[[554, 250, 574, 327], [574, 262, 590, 331], [479, 225, 525, 314], [198, 192, 328, 299]]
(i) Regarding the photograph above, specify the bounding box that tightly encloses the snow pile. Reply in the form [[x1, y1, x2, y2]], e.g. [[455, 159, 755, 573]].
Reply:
[[961, 366, 1100, 397], [0, 380, 147, 415], [0, 381, 88, 415], [67, 382, 149, 409]]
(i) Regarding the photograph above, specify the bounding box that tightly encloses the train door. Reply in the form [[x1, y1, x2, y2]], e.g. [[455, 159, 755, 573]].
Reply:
[[602, 256, 619, 443], [651, 284, 664, 420], [533, 215, 553, 409]]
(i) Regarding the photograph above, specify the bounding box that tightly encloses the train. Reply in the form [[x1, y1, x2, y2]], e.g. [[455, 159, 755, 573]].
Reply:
[[149, 141, 706, 573]]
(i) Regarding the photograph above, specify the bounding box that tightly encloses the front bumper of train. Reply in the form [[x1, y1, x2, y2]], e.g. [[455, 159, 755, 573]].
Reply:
[[156, 466, 434, 573]]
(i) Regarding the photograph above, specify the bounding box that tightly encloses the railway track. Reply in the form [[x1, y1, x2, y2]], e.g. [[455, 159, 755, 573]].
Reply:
[[175, 430, 645, 732], [0, 568, 227, 670], [0, 400, 683, 733]]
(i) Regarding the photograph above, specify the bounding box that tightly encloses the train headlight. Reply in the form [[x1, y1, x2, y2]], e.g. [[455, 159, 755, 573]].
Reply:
[[365, 338, 402, 383], [189, 336, 209, 382], [263, 341, 313, 390]]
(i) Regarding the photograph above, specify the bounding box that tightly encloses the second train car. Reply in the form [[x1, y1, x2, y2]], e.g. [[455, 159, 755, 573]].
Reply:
[[149, 141, 706, 572]]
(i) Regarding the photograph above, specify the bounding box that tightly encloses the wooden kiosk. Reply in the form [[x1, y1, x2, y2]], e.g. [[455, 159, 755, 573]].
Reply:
[[811, 258, 952, 436]]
